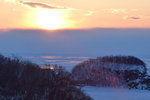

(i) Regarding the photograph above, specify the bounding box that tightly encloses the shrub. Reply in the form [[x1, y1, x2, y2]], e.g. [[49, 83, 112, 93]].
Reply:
[[0, 54, 92, 100]]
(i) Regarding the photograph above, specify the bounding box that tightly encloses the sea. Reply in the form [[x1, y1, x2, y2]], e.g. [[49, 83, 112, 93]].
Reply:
[[2, 53, 150, 73]]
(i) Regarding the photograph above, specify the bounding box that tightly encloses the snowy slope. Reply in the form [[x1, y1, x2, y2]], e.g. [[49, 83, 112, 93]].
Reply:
[[83, 86, 150, 100]]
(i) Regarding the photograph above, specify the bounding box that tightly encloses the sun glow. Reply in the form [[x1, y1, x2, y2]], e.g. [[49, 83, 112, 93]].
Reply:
[[4, 0, 16, 2], [34, 9, 70, 30]]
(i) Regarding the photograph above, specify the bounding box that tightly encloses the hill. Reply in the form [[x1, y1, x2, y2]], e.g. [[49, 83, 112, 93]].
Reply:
[[72, 56, 150, 89]]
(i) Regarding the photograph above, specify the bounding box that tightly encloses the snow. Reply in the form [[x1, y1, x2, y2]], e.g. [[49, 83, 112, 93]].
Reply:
[[83, 86, 150, 100], [140, 58, 150, 75], [82, 62, 145, 73]]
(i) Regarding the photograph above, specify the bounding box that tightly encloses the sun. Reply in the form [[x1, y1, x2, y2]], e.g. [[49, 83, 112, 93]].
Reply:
[[35, 9, 67, 30], [25, 9, 74, 30]]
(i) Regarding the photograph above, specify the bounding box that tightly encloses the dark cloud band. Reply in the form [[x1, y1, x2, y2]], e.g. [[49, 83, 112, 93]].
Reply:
[[128, 17, 141, 20], [19, 1, 65, 9]]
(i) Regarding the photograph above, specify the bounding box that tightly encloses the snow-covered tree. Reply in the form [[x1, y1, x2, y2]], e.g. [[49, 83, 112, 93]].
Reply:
[[72, 56, 148, 89]]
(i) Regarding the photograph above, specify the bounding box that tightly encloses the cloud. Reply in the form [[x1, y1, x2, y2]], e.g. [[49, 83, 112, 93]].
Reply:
[[84, 11, 95, 16], [123, 16, 141, 20], [103, 8, 139, 15], [19, 1, 66, 9], [103, 8, 127, 14], [128, 17, 141, 20]]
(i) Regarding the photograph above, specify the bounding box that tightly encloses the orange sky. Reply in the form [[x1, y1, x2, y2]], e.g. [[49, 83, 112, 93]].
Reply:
[[0, 0, 150, 30]]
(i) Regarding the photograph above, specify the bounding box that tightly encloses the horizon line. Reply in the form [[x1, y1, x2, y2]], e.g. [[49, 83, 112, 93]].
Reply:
[[1, 27, 150, 32]]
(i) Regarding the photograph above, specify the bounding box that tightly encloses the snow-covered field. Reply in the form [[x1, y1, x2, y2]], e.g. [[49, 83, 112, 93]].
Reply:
[[83, 86, 150, 100]]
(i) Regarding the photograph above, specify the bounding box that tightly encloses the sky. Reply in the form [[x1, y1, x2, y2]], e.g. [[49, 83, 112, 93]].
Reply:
[[0, 0, 150, 30]]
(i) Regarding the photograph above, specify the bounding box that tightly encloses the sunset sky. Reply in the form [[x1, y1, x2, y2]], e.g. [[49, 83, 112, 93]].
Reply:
[[1, 0, 150, 30]]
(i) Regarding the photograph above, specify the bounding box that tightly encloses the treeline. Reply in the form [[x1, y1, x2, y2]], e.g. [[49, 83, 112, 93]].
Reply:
[[97, 56, 146, 66], [72, 56, 150, 90], [0, 55, 92, 100]]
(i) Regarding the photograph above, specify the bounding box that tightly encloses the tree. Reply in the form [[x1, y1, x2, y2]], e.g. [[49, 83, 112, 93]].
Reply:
[[72, 56, 148, 89], [0, 54, 93, 100]]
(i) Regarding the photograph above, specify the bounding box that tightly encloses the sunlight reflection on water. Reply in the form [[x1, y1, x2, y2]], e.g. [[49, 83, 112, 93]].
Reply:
[[24, 56, 150, 73], [24, 56, 90, 71], [3, 53, 150, 73]]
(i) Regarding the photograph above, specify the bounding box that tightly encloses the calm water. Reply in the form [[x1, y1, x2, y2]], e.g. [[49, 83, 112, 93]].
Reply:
[[2, 53, 150, 72], [24, 55, 90, 71]]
